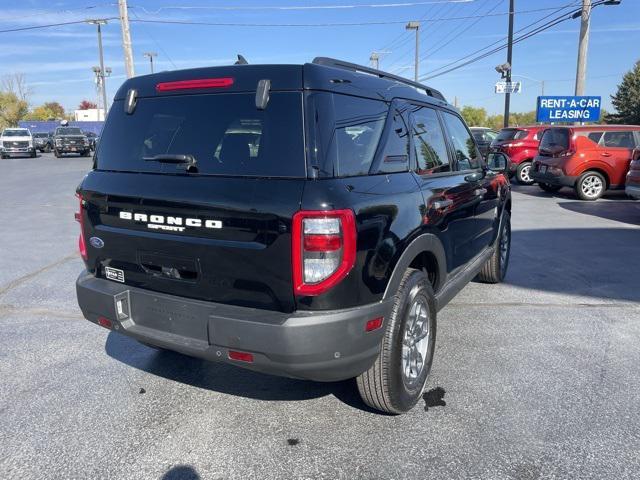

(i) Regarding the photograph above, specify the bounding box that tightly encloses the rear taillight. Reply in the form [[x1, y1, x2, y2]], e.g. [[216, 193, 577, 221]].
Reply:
[[292, 209, 356, 296], [155, 77, 234, 92], [75, 193, 87, 261]]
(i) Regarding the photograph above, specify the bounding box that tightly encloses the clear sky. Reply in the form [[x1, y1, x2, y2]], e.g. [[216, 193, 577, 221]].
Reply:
[[1, 0, 638, 116]]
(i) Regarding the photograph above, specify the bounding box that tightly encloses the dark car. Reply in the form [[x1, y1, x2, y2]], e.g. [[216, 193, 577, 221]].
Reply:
[[75, 58, 512, 414], [626, 148, 640, 199], [470, 127, 498, 157], [33, 132, 53, 153], [53, 126, 91, 157], [84, 131, 99, 151], [490, 125, 546, 185]]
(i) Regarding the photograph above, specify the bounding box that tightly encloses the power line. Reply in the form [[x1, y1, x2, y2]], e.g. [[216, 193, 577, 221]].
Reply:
[[129, 0, 476, 14], [419, 1, 582, 79], [0, 17, 119, 34], [124, 6, 589, 28], [421, 9, 580, 80]]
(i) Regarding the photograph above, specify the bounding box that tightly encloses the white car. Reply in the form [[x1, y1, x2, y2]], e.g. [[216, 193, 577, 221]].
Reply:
[[1, 128, 36, 158]]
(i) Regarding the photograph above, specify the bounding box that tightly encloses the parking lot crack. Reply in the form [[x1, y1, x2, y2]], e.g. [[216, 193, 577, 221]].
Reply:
[[0, 252, 77, 298]]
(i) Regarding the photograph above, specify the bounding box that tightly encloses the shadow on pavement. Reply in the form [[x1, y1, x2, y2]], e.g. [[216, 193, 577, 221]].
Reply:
[[161, 465, 200, 480], [557, 201, 640, 226], [511, 184, 629, 202], [105, 332, 376, 412], [505, 228, 640, 302]]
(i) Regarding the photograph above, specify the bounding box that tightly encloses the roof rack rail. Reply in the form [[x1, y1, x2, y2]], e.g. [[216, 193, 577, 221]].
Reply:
[[312, 57, 446, 102]]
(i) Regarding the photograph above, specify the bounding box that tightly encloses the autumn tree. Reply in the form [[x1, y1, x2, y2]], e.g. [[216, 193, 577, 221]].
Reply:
[[0, 92, 29, 129], [78, 100, 98, 110], [605, 60, 640, 125]]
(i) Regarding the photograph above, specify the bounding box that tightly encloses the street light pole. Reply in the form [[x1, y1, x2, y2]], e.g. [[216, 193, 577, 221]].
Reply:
[[406, 22, 420, 82], [87, 19, 109, 117], [144, 52, 157, 73], [503, 0, 515, 128]]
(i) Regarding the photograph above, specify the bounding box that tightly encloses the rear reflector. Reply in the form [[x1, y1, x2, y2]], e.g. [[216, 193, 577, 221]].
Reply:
[[156, 77, 234, 92], [76, 193, 88, 261], [97, 317, 113, 329], [365, 317, 384, 332], [228, 350, 254, 363]]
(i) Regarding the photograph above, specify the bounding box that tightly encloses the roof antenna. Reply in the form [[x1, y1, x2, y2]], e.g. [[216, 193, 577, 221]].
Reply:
[[235, 54, 248, 65]]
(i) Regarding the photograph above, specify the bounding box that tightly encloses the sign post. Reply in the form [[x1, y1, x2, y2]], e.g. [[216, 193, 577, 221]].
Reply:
[[536, 96, 601, 123]]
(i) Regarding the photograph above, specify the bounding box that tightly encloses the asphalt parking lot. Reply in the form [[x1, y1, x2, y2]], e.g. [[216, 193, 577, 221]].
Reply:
[[1, 152, 639, 479]]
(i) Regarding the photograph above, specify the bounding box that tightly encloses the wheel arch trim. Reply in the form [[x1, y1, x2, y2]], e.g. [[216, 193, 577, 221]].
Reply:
[[382, 233, 447, 301]]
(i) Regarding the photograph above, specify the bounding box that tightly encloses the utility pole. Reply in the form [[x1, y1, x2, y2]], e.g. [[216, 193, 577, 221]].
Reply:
[[503, 0, 515, 128], [119, 0, 135, 78], [574, 0, 591, 96], [406, 22, 420, 82], [144, 52, 157, 73], [87, 19, 109, 117]]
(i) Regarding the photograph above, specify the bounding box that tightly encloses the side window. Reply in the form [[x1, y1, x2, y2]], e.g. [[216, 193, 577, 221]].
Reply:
[[332, 95, 387, 177], [376, 107, 410, 174], [602, 131, 635, 149], [587, 131, 604, 144], [410, 106, 450, 175], [441, 112, 481, 170]]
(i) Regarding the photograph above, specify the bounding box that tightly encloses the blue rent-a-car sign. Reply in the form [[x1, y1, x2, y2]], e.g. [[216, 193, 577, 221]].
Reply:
[[536, 96, 601, 122]]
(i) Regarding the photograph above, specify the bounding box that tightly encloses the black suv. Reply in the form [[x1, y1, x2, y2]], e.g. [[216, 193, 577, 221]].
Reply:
[[75, 58, 512, 414], [53, 126, 91, 157]]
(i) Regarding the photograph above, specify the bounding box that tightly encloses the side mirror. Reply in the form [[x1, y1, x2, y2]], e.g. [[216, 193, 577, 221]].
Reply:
[[486, 152, 510, 173], [632, 147, 640, 162]]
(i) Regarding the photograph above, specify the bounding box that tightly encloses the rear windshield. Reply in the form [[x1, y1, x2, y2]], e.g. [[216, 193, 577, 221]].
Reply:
[[539, 128, 571, 153], [495, 128, 526, 142], [96, 92, 305, 177]]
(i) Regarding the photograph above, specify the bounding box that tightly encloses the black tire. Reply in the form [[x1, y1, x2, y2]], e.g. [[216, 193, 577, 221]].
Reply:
[[539, 183, 562, 193], [477, 211, 511, 283], [54, 150, 60, 158], [30, 150, 36, 158], [515, 161, 534, 185], [575, 171, 606, 201], [357, 268, 436, 414], [82, 150, 90, 157]]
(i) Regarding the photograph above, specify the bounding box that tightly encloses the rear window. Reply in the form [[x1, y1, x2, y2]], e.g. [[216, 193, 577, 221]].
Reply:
[[96, 92, 305, 177], [539, 128, 571, 154], [495, 128, 526, 142]]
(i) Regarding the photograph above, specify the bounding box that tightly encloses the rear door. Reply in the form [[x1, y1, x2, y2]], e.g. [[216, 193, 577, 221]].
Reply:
[[408, 104, 479, 273], [599, 130, 638, 187], [80, 90, 306, 313], [440, 111, 500, 253]]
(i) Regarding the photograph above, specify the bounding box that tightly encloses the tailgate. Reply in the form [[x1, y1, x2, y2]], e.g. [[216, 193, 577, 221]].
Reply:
[[80, 171, 304, 313]]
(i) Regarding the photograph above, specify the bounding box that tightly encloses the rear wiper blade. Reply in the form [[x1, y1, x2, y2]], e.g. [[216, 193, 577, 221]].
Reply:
[[143, 154, 198, 172], [143, 154, 196, 164]]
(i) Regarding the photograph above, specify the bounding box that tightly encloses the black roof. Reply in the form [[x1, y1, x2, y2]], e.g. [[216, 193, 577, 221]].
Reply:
[[113, 57, 453, 111]]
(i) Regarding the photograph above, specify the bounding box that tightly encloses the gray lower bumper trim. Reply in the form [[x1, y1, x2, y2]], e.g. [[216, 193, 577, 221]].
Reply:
[[76, 271, 392, 382]]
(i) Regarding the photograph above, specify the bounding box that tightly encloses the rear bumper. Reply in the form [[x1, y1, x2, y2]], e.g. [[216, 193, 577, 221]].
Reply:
[[76, 271, 391, 382], [626, 185, 640, 199], [530, 169, 576, 187]]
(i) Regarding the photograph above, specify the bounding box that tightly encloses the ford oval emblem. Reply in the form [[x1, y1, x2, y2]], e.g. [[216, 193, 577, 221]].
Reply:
[[89, 237, 104, 249]]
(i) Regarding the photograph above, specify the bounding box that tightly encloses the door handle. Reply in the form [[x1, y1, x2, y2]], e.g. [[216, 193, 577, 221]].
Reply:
[[474, 188, 488, 197], [433, 199, 453, 210], [601, 152, 612, 157]]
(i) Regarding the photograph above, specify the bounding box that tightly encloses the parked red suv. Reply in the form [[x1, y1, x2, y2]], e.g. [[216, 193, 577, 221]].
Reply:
[[531, 125, 640, 200], [626, 148, 640, 199], [490, 125, 546, 185]]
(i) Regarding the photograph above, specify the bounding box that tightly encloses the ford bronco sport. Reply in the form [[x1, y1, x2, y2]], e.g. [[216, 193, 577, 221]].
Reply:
[[75, 58, 512, 414]]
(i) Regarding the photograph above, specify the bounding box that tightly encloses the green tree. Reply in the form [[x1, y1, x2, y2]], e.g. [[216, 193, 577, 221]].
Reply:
[[0, 92, 28, 129], [605, 60, 640, 124], [460, 106, 487, 127]]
